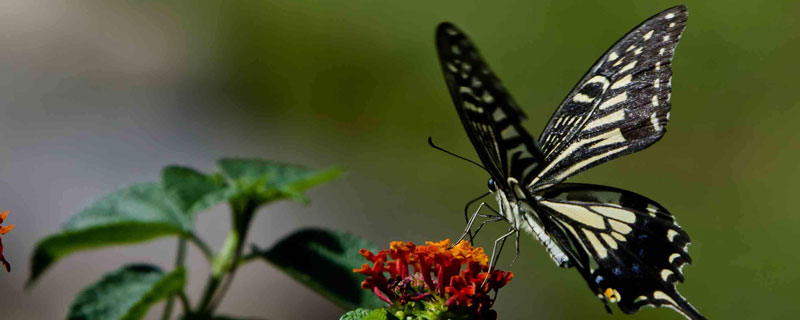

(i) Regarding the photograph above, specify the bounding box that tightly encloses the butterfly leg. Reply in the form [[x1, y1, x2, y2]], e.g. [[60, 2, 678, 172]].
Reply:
[[509, 229, 520, 267], [459, 200, 503, 244], [484, 227, 516, 286], [457, 201, 486, 244], [488, 228, 516, 271], [469, 215, 504, 240]]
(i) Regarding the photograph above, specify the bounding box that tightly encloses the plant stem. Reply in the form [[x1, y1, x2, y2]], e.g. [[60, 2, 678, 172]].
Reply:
[[161, 238, 187, 320], [196, 197, 258, 315], [189, 232, 215, 263]]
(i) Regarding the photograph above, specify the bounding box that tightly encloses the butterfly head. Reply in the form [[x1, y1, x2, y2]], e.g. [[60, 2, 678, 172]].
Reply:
[[488, 178, 498, 192]]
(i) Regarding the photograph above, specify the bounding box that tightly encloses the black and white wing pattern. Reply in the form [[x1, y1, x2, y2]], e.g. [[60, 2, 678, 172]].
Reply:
[[535, 184, 703, 319], [436, 23, 544, 190], [434, 5, 703, 320], [529, 6, 688, 191]]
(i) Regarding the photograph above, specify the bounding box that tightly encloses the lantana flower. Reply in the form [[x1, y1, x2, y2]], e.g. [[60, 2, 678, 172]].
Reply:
[[354, 239, 513, 320], [0, 210, 15, 272]]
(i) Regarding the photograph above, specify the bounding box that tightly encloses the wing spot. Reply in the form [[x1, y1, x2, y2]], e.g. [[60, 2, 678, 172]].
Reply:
[[501, 126, 519, 140], [593, 206, 636, 223], [654, 291, 678, 305], [669, 253, 682, 264], [584, 109, 625, 130], [634, 295, 649, 303], [446, 63, 458, 72], [599, 92, 627, 109], [619, 60, 637, 74], [654, 78, 660, 88], [471, 77, 482, 88], [655, 61, 662, 71], [541, 201, 606, 229], [582, 229, 608, 259], [463, 101, 484, 113], [626, 45, 636, 52], [652, 95, 659, 107], [446, 28, 459, 35], [665, 13, 676, 20], [492, 108, 507, 121], [608, 51, 619, 61], [611, 231, 626, 242], [651, 113, 663, 131], [611, 74, 633, 89], [663, 35, 671, 42], [600, 233, 618, 249], [647, 205, 659, 217], [554, 145, 628, 181], [634, 47, 643, 55], [669, 22, 676, 28], [659, 47, 666, 55], [451, 45, 461, 55], [609, 219, 632, 234], [643, 30, 654, 40], [604, 288, 621, 303], [667, 229, 679, 242], [572, 93, 594, 103], [613, 57, 624, 67], [661, 269, 674, 282], [482, 91, 495, 103]]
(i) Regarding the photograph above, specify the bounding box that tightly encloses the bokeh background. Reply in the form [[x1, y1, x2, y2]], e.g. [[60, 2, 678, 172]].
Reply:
[[1, 0, 798, 319]]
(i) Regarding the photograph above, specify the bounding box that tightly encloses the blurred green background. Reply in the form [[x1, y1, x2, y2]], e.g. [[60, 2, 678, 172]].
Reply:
[[0, 0, 798, 319]]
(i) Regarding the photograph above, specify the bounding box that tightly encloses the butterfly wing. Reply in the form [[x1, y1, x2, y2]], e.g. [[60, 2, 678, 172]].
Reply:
[[436, 23, 544, 188], [533, 183, 703, 319], [529, 5, 688, 191]]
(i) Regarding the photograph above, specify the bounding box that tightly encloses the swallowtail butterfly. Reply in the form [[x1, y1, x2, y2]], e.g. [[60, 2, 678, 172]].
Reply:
[[435, 5, 704, 319]]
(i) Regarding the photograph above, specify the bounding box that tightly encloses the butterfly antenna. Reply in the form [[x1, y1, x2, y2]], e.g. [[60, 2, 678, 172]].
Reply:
[[428, 137, 486, 171]]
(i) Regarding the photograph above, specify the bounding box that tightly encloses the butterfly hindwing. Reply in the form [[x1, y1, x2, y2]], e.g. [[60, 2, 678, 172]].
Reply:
[[535, 183, 703, 319], [529, 5, 688, 191], [434, 5, 702, 320], [436, 23, 544, 189]]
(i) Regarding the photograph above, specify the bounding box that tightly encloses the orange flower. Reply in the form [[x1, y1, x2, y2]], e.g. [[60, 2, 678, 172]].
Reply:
[[354, 239, 513, 320], [0, 210, 15, 272]]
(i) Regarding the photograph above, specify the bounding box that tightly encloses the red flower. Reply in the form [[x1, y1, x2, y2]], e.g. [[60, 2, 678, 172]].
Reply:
[[353, 239, 513, 320], [0, 210, 15, 272]]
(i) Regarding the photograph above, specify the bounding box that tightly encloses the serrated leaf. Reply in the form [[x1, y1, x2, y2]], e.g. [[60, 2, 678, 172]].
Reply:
[[257, 228, 384, 310], [28, 183, 191, 285], [162, 165, 234, 214], [68, 264, 186, 320], [218, 158, 343, 204]]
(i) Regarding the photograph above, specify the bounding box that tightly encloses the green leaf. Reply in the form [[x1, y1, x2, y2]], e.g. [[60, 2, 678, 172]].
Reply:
[[28, 183, 191, 286], [68, 264, 186, 320], [340, 309, 399, 320], [162, 166, 234, 214], [340, 309, 374, 320], [218, 158, 343, 204], [257, 228, 384, 310]]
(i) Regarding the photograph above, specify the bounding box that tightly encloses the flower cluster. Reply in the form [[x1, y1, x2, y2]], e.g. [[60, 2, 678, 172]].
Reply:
[[354, 239, 513, 320], [0, 210, 15, 272]]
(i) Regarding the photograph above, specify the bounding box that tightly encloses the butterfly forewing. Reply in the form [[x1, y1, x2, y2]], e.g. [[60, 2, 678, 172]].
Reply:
[[434, 5, 702, 320], [529, 6, 688, 191], [436, 23, 544, 189], [536, 183, 702, 319]]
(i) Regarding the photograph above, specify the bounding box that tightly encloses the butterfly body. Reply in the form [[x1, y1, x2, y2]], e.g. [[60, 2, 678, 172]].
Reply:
[[435, 5, 705, 320]]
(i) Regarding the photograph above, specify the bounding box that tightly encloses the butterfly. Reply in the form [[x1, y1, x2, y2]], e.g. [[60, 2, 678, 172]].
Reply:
[[434, 5, 704, 320]]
